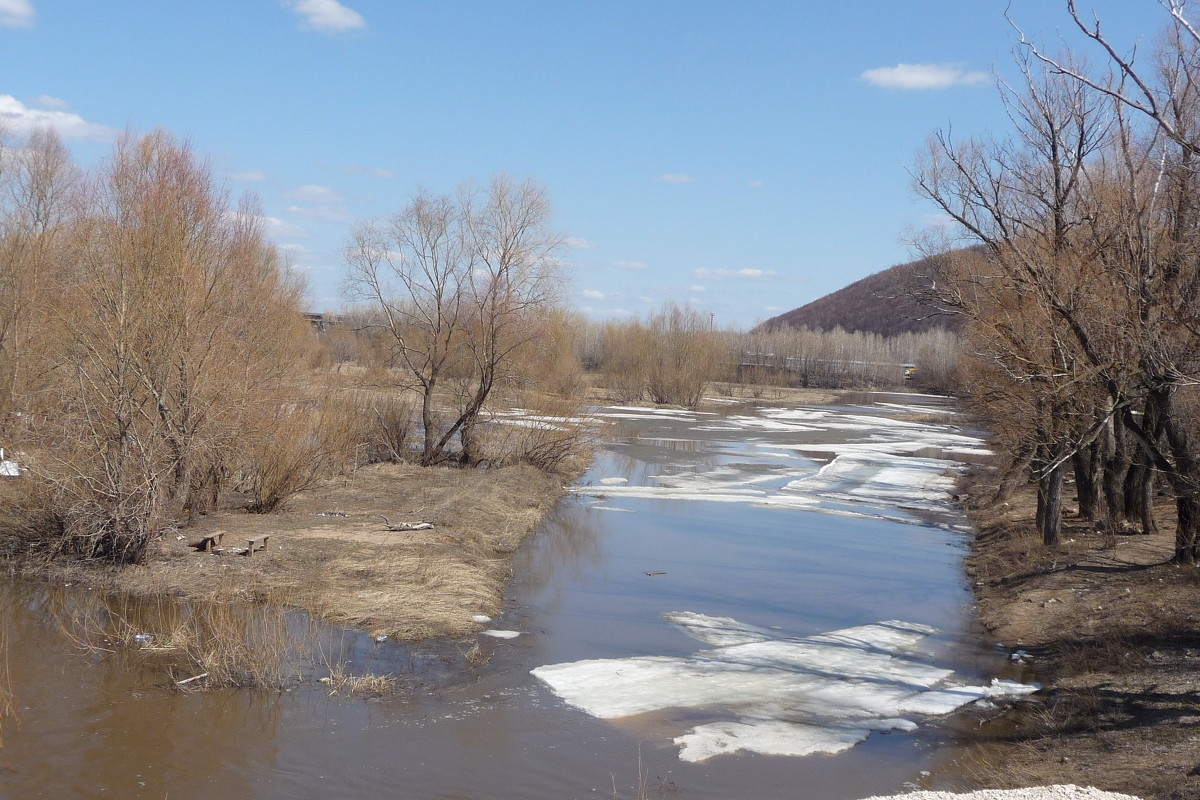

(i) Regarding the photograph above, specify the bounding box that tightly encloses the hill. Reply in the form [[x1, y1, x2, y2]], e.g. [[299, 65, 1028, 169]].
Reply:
[[757, 253, 960, 337]]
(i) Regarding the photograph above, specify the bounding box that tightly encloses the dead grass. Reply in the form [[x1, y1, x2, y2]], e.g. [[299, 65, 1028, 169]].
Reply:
[[18, 461, 567, 643], [321, 662, 397, 696], [948, 467, 1200, 800], [49, 586, 310, 689], [0, 620, 13, 750]]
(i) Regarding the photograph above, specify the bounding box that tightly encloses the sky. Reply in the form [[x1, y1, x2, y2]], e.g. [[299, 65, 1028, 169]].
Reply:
[[0, 0, 1178, 328]]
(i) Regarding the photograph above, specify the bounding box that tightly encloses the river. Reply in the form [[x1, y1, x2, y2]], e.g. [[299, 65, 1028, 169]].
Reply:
[[0, 392, 1025, 799]]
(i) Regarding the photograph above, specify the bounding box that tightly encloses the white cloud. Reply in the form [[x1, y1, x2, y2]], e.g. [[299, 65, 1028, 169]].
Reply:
[[31, 94, 67, 110], [287, 203, 353, 223], [284, 0, 364, 31], [229, 169, 268, 182], [340, 163, 393, 178], [612, 260, 650, 270], [0, 94, 112, 139], [656, 174, 693, 184], [693, 268, 778, 280], [689, 284, 707, 292], [263, 215, 309, 238], [0, 0, 33, 27], [861, 63, 988, 90], [748, 180, 764, 188], [581, 289, 605, 299], [565, 236, 597, 250], [284, 184, 344, 202]]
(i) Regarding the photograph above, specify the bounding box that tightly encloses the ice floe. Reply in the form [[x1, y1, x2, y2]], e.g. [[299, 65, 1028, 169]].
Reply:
[[481, 629, 521, 639], [573, 399, 988, 526], [782, 452, 958, 513], [532, 613, 1037, 762]]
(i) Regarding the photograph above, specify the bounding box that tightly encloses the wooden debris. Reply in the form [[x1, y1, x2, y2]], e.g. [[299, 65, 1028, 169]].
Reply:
[[176, 672, 209, 686], [379, 515, 434, 531], [645, 571, 667, 576]]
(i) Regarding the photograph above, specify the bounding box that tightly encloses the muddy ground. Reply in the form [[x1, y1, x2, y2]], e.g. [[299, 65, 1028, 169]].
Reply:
[[20, 462, 566, 641], [950, 469, 1200, 800]]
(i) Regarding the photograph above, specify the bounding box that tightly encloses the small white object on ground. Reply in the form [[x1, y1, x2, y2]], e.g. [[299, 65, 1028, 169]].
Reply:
[[471, 615, 493, 624], [859, 786, 1141, 800], [481, 629, 520, 639]]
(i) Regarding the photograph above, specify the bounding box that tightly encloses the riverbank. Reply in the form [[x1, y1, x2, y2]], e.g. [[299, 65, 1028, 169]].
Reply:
[[956, 467, 1200, 800], [4, 461, 567, 641]]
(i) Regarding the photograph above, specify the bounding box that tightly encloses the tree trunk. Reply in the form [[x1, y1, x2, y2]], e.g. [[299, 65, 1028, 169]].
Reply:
[[1071, 442, 1103, 521], [1038, 462, 1064, 547], [420, 383, 440, 466], [1122, 459, 1156, 534], [1101, 414, 1131, 529], [1174, 491, 1200, 565]]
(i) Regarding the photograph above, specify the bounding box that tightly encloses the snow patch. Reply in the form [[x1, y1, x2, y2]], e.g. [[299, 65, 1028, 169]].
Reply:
[[532, 614, 1038, 762]]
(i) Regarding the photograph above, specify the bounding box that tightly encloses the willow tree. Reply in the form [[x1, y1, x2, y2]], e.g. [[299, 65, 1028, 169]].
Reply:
[[345, 176, 564, 466], [917, 4, 1200, 562], [913, 54, 1111, 546], [21, 131, 308, 562]]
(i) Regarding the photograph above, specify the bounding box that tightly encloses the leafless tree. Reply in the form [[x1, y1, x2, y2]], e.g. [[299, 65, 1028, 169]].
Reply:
[[345, 176, 565, 466]]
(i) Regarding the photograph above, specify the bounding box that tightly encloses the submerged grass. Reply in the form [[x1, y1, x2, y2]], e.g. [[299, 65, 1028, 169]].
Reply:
[[0, 620, 13, 750], [52, 586, 310, 690]]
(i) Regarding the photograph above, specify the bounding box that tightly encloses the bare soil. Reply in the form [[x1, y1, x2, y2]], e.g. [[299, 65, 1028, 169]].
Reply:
[[951, 468, 1200, 800], [19, 462, 566, 641]]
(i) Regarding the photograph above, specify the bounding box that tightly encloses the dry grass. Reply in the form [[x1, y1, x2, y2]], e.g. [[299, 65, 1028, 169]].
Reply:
[[50, 586, 310, 689], [21, 460, 567, 643], [321, 663, 397, 696], [0, 620, 14, 749]]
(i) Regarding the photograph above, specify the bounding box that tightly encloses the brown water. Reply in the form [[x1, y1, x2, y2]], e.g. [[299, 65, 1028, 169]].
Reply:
[[0, 393, 1020, 800]]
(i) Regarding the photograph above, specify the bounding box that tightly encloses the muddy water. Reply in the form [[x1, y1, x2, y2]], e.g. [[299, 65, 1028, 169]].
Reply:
[[0, 393, 1018, 800]]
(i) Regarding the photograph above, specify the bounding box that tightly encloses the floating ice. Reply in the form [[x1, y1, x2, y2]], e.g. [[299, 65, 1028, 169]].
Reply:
[[532, 614, 1038, 762], [598, 477, 628, 485], [573, 397, 989, 527], [588, 505, 634, 513], [482, 629, 521, 639], [783, 452, 958, 512]]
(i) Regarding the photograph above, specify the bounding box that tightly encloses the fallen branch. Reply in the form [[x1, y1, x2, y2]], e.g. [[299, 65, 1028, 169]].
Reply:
[[378, 515, 434, 531], [175, 672, 209, 686]]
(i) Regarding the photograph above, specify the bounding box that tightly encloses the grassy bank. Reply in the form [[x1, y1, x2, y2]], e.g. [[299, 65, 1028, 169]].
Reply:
[[4, 461, 568, 643], [954, 468, 1200, 800]]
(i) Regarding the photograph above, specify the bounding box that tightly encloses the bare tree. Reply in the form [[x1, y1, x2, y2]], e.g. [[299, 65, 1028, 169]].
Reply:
[[15, 131, 309, 561], [345, 176, 564, 466]]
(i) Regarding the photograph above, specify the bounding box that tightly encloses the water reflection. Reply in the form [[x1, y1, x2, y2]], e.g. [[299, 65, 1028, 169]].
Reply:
[[0, 395, 1015, 800]]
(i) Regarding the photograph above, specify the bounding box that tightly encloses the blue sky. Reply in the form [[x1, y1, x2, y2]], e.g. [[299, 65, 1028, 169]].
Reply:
[[0, 0, 1172, 328]]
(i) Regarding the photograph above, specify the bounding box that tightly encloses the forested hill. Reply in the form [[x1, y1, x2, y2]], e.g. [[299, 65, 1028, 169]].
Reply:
[[757, 253, 960, 337]]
